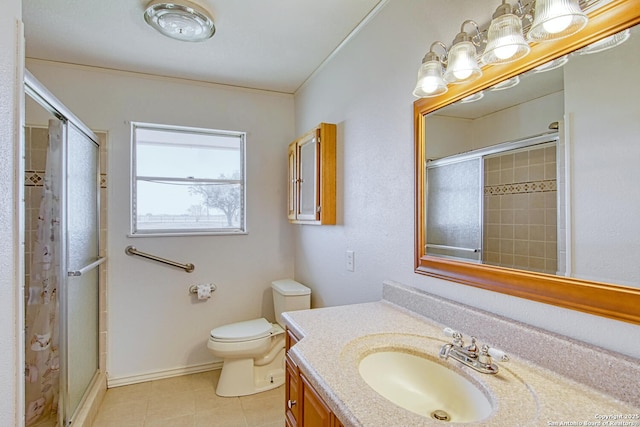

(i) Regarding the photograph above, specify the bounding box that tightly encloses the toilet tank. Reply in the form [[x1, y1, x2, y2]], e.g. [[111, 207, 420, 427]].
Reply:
[[271, 279, 311, 327]]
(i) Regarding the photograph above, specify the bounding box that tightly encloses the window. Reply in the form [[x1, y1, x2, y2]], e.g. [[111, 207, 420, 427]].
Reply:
[[131, 122, 246, 236]]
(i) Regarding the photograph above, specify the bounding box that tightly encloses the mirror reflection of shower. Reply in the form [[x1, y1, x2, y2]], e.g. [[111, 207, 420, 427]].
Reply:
[[24, 71, 106, 427]]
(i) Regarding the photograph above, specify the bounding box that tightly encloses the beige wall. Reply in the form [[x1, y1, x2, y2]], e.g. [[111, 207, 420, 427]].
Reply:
[[26, 59, 296, 383]]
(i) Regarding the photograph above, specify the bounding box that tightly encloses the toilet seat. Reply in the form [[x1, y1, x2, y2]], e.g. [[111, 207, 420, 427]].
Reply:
[[210, 318, 273, 343]]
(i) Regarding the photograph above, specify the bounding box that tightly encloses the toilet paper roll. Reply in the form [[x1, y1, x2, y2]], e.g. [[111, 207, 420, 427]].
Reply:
[[197, 284, 212, 300]]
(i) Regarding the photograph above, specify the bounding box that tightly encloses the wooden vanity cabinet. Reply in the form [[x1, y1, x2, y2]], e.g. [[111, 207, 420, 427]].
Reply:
[[287, 123, 336, 225], [285, 327, 343, 427]]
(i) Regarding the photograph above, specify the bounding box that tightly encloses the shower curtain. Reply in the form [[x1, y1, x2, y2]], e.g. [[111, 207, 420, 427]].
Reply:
[[25, 120, 62, 426]]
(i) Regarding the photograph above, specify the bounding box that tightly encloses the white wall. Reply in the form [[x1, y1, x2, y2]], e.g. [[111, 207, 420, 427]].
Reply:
[[1, 1, 23, 425], [26, 59, 295, 382], [293, 0, 640, 358], [564, 30, 640, 287], [428, 91, 564, 159]]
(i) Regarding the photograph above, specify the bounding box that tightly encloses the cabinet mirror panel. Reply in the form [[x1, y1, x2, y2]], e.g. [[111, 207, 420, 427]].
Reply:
[[414, 0, 640, 324], [298, 134, 318, 220]]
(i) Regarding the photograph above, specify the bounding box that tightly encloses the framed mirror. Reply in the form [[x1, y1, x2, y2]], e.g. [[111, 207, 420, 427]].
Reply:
[[414, 0, 640, 325]]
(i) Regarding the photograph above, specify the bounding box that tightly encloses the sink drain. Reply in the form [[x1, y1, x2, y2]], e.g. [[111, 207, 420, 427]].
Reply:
[[430, 410, 451, 422]]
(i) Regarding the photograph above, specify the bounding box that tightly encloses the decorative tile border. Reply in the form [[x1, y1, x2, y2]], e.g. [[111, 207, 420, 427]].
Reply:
[[485, 179, 556, 196], [25, 170, 108, 188], [25, 170, 44, 187]]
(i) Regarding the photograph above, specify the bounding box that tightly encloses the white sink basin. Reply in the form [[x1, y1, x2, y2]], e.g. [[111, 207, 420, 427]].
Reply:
[[359, 350, 493, 423]]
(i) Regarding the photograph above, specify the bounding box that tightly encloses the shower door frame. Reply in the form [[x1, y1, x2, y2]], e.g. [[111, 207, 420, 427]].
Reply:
[[24, 70, 104, 427], [424, 132, 560, 266]]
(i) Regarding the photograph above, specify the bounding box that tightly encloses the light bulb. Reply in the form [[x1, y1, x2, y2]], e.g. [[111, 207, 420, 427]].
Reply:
[[453, 68, 473, 81], [542, 14, 572, 34], [420, 76, 440, 94], [493, 43, 519, 60]]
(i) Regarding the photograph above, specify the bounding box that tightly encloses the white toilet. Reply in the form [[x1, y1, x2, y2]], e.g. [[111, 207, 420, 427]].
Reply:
[[207, 279, 311, 397]]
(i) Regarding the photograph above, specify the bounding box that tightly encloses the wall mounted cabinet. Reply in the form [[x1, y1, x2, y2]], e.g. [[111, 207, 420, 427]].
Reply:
[[288, 123, 336, 225]]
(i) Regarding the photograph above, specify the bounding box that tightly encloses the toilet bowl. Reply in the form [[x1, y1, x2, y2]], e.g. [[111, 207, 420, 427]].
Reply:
[[207, 279, 311, 397]]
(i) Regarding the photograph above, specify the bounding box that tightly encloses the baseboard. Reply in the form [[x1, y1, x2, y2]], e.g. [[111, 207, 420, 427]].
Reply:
[[107, 361, 223, 388]]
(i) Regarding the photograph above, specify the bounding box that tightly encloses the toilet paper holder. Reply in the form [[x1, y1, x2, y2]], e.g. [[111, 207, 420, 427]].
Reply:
[[188, 283, 217, 295]]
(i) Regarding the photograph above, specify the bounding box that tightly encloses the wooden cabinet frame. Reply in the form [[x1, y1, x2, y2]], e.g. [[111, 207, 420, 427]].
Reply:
[[288, 123, 336, 225]]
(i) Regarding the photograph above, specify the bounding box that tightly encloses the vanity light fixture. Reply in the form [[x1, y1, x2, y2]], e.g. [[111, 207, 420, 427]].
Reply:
[[527, 0, 588, 41], [482, 1, 530, 65], [577, 28, 630, 54], [412, 0, 594, 98], [413, 42, 449, 98], [460, 91, 485, 103], [489, 75, 520, 91], [144, 0, 215, 42], [532, 54, 569, 72], [444, 21, 483, 84]]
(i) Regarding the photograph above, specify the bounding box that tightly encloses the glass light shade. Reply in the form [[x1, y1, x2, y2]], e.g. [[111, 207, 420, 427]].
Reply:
[[444, 41, 482, 84], [413, 60, 448, 98], [577, 29, 630, 55], [482, 14, 530, 65], [460, 91, 484, 103], [144, 0, 215, 42], [527, 0, 588, 42]]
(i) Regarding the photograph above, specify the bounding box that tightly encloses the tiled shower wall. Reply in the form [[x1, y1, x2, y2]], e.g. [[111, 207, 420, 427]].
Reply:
[[24, 125, 108, 372], [483, 145, 557, 274]]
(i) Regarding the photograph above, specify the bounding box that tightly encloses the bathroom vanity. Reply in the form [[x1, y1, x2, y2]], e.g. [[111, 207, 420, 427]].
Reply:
[[285, 328, 344, 427], [283, 281, 640, 427]]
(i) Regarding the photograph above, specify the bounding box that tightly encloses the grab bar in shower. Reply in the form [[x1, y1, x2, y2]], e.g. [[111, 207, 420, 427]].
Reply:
[[125, 246, 195, 273], [68, 257, 107, 277], [426, 244, 481, 253]]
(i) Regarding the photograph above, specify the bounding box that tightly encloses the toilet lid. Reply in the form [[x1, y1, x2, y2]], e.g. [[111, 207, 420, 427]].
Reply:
[[210, 318, 273, 342]]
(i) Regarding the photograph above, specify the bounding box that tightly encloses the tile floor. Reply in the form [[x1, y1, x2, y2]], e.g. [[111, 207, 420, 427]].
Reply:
[[93, 370, 285, 427]]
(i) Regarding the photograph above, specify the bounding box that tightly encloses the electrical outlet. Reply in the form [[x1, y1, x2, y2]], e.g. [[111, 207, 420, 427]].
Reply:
[[346, 250, 355, 272]]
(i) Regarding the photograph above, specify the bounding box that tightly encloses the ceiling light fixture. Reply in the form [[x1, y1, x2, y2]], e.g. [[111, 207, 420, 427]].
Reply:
[[144, 0, 215, 42]]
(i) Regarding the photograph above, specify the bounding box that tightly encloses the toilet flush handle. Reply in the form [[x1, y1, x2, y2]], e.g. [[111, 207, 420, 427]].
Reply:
[[287, 399, 297, 409]]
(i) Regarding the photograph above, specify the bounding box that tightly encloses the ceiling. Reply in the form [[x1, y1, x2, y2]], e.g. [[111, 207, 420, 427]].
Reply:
[[23, 0, 385, 94]]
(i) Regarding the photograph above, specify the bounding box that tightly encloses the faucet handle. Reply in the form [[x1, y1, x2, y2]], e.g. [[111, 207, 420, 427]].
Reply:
[[443, 328, 464, 346], [485, 345, 509, 362], [443, 327, 457, 337]]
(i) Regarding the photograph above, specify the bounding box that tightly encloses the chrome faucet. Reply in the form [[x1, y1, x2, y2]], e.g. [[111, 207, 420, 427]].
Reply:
[[438, 328, 508, 374]]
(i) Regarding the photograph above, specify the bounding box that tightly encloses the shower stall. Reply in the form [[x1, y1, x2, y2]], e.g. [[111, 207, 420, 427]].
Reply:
[[24, 71, 105, 427]]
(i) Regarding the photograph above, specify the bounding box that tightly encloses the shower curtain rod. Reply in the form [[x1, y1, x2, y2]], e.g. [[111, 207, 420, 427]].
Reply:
[[125, 246, 195, 273]]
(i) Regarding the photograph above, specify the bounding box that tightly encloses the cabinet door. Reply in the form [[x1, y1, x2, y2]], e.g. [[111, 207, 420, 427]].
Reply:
[[296, 130, 320, 221], [285, 355, 300, 427], [288, 142, 297, 221], [300, 374, 332, 427]]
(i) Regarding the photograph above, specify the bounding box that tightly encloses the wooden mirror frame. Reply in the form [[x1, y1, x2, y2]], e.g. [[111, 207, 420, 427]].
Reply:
[[414, 0, 640, 325]]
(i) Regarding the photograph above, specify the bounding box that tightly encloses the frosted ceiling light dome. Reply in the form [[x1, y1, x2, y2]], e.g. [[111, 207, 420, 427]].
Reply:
[[144, 0, 215, 42]]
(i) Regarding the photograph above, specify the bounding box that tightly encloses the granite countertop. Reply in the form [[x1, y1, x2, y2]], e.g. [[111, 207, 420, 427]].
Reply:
[[283, 300, 640, 427]]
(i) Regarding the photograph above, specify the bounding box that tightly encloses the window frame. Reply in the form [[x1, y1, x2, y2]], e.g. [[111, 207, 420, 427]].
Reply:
[[129, 121, 247, 237]]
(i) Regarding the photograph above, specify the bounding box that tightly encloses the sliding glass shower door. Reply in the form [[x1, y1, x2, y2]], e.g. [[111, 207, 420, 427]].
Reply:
[[62, 121, 101, 422], [25, 71, 102, 427]]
